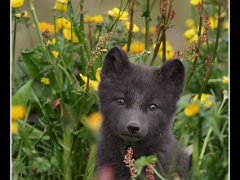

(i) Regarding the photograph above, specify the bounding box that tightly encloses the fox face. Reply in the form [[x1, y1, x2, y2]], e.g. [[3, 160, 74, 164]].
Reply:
[[98, 46, 184, 142]]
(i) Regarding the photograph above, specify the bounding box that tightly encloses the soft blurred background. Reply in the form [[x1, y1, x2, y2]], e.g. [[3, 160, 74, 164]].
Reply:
[[14, 0, 192, 58]]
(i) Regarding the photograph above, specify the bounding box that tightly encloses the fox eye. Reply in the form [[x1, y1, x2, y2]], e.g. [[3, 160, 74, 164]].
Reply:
[[149, 104, 158, 111], [116, 98, 125, 105]]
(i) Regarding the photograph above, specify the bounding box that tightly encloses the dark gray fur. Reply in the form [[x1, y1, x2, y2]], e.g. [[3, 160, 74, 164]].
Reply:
[[96, 46, 190, 179]]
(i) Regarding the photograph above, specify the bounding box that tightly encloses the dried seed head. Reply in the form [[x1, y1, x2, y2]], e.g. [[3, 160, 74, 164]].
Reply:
[[123, 147, 137, 179]]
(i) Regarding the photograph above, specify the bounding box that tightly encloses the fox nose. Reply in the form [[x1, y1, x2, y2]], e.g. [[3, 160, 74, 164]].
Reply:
[[127, 123, 140, 134]]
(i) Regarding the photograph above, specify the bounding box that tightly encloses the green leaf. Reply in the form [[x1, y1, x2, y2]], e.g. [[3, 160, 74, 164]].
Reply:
[[32, 157, 51, 173], [18, 120, 50, 140], [13, 161, 26, 175], [12, 80, 33, 107], [21, 48, 50, 79], [83, 144, 96, 180], [135, 155, 157, 175]]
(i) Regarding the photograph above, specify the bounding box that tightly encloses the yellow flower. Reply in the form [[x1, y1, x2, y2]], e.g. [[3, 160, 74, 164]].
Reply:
[[223, 20, 229, 29], [108, 7, 128, 20], [130, 41, 145, 54], [62, 28, 78, 42], [52, 51, 59, 59], [185, 19, 195, 28], [40, 77, 50, 85], [15, 13, 22, 18], [12, 0, 24, 8], [84, 15, 104, 23], [79, 68, 101, 91], [157, 41, 175, 60], [46, 38, 57, 46], [12, 105, 26, 121], [54, 3, 67, 12], [22, 10, 29, 19], [194, 93, 213, 108], [56, 0, 68, 2], [38, 22, 55, 33], [183, 28, 198, 44], [12, 122, 19, 134], [86, 112, 103, 132], [209, 17, 218, 29], [122, 44, 128, 52], [222, 76, 229, 84], [184, 103, 200, 117], [63, 28, 79, 43], [124, 21, 139, 32], [95, 68, 101, 82], [56, 17, 72, 30], [141, 26, 156, 34], [190, 0, 202, 6], [54, 0, 68, 12]]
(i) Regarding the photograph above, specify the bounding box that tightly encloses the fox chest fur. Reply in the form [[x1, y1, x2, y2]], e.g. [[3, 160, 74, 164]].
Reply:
[[96, 46, 190, 179]]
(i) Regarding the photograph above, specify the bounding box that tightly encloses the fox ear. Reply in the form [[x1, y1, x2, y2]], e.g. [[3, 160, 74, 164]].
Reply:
[[157, 58, 185, 99], [101, 46, 130, 78]]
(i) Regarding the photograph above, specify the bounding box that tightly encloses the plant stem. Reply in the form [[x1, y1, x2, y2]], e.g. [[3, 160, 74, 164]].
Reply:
[[127, 0, 135, 52], [185, 0, 204, 87], [12, 18, 17, 84], [198, 3, 222, 95], [143, 0, 150, 63], [79, 0, 89, 68], [28, 0, 46, 52], [162, 31, 166, 63], [149, 0, 173, 66], [144, 0, 150, 51], [149, 30, 165, 66], [149, 165, 166, 180], [109, 0, 129, 33], [199, 126, 212, 166], [63, 130, 72, 180], [192, 119, 202, 180]]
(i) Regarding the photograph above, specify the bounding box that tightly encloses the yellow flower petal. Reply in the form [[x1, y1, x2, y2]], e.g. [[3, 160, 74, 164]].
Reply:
[[54, 2, 68, 12], [52, 51, 59, 59], [22, 10, 29, 19], [222, 76, 229, 84], [124, 21, 139, 32], [194, 93, 213, 108], [79, 74, 99, 91], [95, 68, 101, 82], [84, 15, 104, 23], [86, 112, 103, 132], [56, 17, 72, 29], [185, 19, 195, 28], [184, 103, 200, 117], [47, 38, 56, 46], [12, 122, 19, 134], [40, 77, 50, 85], [122, 44, 128, 52], [63, 28, 79, 43], [56, 0, 68, 3], [15, 13, 22, 18], [108, 7, 128, 20], [190, 0, 202, 6], [130, 41, 145, 54], [183, 28, 196, 39], [223, 20, 229, 29], [12, 0, 24, 8], [12, 105, 26, 121], [209, 17, 218, 29], [38, 22, 55, 33]]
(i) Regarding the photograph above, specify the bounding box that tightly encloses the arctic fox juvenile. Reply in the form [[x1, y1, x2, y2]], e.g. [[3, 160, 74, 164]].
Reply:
[[96, 46, 190, 179]]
